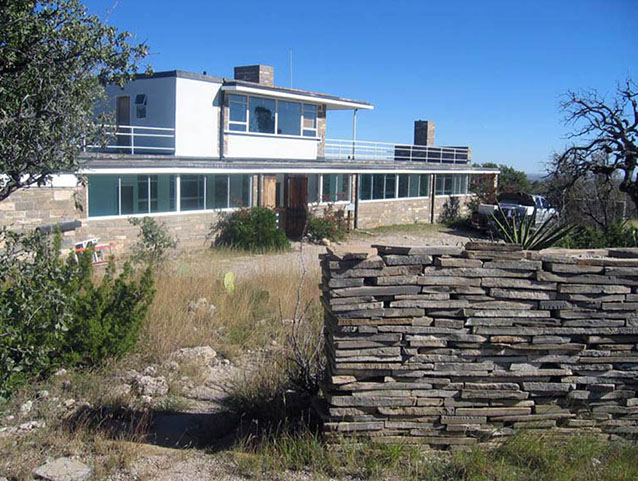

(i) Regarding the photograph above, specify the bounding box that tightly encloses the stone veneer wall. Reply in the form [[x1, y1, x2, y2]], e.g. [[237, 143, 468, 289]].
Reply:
[[0, 186, 227, 251], [318, 242, 638, 448], [357, 194, 472, 228]]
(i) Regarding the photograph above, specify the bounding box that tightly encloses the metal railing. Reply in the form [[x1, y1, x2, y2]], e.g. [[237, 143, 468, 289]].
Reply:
[[324, 139, 470, 164], [85, 125, 175, 155]]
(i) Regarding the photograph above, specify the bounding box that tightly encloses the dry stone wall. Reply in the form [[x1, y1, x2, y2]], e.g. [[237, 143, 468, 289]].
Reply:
[[318, 242, 638, 448]]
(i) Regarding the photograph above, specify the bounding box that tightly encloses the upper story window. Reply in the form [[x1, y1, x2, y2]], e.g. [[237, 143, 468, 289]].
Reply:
[[277, 100, 301, 136], [229, 95, 248, 131], [249, 97, 275, 134], [135, 94, 147, 119], [303, 104, 317, 137], [228, 94, 318, 138]]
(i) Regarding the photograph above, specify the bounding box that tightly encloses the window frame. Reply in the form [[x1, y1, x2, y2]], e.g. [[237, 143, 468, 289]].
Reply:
[[227, 94, 319, 139], [228, 94, 248, 132], [87, 174, 252, 219], [320, 174, 351, 204], [135, 94, 147, 119]]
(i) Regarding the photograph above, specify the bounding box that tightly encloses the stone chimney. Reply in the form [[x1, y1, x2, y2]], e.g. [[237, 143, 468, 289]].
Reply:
[[414, 120, 435, 146], [233, 65, 274, 86]]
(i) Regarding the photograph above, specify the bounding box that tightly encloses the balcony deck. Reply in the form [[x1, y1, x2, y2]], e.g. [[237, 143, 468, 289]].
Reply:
[[324, 139, 470, 164]]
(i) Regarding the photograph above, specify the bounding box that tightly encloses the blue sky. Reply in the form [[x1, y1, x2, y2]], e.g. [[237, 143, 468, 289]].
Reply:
[[85, 0, 637, 174]]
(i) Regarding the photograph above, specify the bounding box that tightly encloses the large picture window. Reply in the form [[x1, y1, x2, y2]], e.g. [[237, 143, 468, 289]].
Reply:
[[88, 174, 251, 217], [249, 97, 275, 134], [359, 173, 432, 201], [277, 100, 301, 136], [321, 174, 350, 202], [398, 174, 430, 198], [228, 94, 318, 138], [435, 174, 469, 195], [88, 174, 176, 217]]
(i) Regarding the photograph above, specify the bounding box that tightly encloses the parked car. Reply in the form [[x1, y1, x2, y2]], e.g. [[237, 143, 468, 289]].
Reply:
[[472, 192, 558, 231]]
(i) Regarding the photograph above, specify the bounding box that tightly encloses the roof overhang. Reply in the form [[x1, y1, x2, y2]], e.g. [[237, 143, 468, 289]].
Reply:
[[221, 83, 373, 111]]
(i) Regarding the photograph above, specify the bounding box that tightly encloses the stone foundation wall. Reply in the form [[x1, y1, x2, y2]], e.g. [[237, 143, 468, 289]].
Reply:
[[318, 242, 638, 448], [357, 198, 431, 228]]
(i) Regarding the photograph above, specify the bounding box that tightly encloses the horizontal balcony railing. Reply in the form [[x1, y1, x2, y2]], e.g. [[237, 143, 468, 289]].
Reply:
[[85, 125, 175, 155], [324, 139, 470, 164]]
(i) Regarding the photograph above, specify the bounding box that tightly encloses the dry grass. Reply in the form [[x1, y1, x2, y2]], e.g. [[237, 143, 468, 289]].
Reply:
[[141, 249, 322, 361]]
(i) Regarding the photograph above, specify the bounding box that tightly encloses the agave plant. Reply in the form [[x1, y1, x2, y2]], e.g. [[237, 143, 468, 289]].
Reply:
[[490, 205, 579, 250]]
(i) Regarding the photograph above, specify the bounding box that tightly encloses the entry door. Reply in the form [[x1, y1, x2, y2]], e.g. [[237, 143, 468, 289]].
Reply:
[[116, 96, 131, 148], [285, 175, 308, 239]]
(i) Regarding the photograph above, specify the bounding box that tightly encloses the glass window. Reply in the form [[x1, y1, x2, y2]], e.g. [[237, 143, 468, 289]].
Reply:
[[277, 100, 301, 136], [152, 175, 176, 213], [180, 175, 205, 211], [229, 95, 247, 131], [384, 174, 396, 199], [229, 174, 250, 208], [322, 174, 350, 202], [88, 175, 119, 217], [303, 104, 317, 137], [372, 174, 385, 199], [410, 174, 421, 197], [120, 175, 148, 215], [249, 97, 275, 134], [359, 174, 372, 200], [435, 174, 467, 195], [135, 94, 147, 119], [307, 174, 318, 204], [398, 175, 410, 198], [419, 174, 430, 197], [205, 175, 228, 210]]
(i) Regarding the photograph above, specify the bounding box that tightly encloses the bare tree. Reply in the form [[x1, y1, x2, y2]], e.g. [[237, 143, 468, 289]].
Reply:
[[551, 80, 638, 211]]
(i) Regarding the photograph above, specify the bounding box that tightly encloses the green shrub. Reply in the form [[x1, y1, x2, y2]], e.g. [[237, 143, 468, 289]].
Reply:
[[0, 229, 154, 396], [210, 207, 290, 252], [306, 206, 348, 243], [559, 218, 638, 249], [128, 216, 177, 267]]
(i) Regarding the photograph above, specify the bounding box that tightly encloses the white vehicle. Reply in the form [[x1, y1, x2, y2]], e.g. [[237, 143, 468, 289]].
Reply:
[[472, 192, 558, 231]]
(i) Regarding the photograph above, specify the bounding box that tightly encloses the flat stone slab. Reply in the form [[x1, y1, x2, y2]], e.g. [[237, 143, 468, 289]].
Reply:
[[33, 458, 92, 481]]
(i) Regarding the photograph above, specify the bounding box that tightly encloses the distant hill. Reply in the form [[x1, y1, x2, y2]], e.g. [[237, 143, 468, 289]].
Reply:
[[527, 172, 547, 182]]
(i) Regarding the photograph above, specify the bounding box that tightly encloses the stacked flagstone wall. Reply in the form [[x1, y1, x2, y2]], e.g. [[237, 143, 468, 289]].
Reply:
[[318, 242, 638, 448]]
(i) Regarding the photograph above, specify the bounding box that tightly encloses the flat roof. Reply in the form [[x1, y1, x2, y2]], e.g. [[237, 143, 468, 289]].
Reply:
[[131, 70, 373, 111], [78, 153, 498, 175]]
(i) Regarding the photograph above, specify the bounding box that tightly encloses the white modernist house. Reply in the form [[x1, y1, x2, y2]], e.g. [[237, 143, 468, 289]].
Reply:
[[1, 64, 498, 245]]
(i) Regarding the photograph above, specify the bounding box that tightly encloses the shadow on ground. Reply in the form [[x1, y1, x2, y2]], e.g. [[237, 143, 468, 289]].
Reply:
[[66, 406, 243, 451]]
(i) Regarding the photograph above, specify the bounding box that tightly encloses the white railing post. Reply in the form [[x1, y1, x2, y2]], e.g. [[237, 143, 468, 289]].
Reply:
[[130, 126, 135, 155]]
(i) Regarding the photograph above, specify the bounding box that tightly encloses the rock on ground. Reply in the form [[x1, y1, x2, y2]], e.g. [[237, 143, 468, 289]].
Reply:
[[33, 457, 92, 481]]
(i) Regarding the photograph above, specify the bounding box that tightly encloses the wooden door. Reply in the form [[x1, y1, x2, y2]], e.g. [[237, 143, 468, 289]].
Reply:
[[116, 96, 131, 147], [285, 175, 308, 239], [262, 175, 277, 208]]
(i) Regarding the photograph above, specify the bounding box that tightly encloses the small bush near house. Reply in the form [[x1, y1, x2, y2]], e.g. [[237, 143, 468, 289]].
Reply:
[[0, 229, 154, 396], [209, 207, 290, 252], [128, 216, 177, 267], [558, 218, 638, 249], [306, 206, 348, 243]]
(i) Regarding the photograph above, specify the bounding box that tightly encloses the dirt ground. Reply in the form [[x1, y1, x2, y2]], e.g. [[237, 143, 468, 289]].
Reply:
[[2, 224, 478, 481], [102, 225, 477, 481]]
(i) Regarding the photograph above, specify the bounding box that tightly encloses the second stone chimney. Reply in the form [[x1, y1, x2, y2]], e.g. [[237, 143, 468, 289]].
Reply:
[[414, 120, 435, 146], [234, 65, 274, 86]]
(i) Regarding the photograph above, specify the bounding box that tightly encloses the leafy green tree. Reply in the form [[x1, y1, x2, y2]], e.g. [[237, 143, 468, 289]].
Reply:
[[0, 0, 148, 201], [478, 162, 532, 193]]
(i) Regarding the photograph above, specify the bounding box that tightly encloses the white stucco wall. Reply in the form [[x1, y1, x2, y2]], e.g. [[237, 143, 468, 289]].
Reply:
[[103, 76, 177, 153], [175, 77, 221, 157], [225, 133, 318, 160]]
